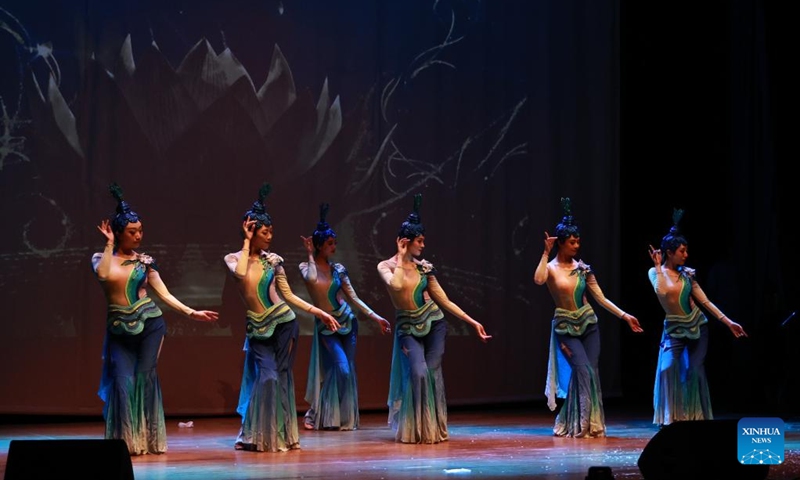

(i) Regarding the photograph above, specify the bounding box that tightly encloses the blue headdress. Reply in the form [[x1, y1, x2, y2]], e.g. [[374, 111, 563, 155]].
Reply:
[[554, 197, 580, 242], [660, 208, 687, 262], [109, 182, 140, 235], [312, 203, 336, 250], [243, 183, 273, 229], [397, 193, 425, 240]]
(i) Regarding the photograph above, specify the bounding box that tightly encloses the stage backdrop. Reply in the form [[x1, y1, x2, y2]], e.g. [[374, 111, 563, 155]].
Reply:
[[0, 0, 624, 415]]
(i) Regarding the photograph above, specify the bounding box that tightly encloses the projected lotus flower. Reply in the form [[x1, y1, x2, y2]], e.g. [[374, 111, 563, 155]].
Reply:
[[19, 34, 341, 245], [0, 31, 343, 334]]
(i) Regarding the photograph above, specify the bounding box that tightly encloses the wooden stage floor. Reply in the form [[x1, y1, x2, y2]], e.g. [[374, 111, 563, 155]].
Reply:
[[1, 406, 799, 479]]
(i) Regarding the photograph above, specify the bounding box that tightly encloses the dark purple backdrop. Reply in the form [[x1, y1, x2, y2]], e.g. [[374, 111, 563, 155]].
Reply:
[[0, 0, 794, 419]]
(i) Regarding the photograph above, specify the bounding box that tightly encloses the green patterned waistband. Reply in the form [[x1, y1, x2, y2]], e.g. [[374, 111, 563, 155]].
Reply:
[[664, 307, 707, 340], [319, 302, 354, 336], [246, 301, 296, 340], [107, 297, 163, 335], [552, 304, 597, 337], [395, 300, 444, 337]]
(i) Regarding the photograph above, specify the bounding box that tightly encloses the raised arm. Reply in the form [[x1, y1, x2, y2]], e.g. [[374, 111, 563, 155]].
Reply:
[[647, 267, 667, 294], [274, 265, 340, 332], [224, 251, 249, 279], [377, 259, 405, 291], [533, 232, 556, 285], [378, 238, 415, 291], [299, 236, 317, 282], [647, 245, 669, 295], [147, 269, 218, 322], [585, 273, 642, 332], [426, 275, 491, 342], [227, 219, 257, 279], [93, 219, 116, 280]]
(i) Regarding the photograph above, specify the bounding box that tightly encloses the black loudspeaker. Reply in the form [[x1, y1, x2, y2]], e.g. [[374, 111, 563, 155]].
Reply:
[[638, 419, 769, 480], [4, 439, 134, 480]]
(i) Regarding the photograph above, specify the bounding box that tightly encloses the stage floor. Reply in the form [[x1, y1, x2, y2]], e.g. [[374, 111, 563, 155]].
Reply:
[[1, 407, 799, 479]]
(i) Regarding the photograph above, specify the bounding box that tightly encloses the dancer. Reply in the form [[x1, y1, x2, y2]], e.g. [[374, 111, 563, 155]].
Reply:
[[377, 194, 491, 444], [300, 203, 392, 431], [224, 183, 340, 452], [534, 197, 642, 438], [92, 183, 218, 455], [648, 208, 747, 426]]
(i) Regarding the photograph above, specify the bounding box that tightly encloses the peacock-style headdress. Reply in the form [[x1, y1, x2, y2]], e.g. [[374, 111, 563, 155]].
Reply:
[[554, 196, 580, 242], [669, 208, 684, 236], [397, 193, 426, 240], [243, 182, 273, 229], [108, 182, 140, 235], [312, 202, 336, 249], [660, 207, 688, 262]]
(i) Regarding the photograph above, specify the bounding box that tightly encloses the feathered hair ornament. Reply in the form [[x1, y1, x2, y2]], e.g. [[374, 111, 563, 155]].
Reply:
[[670, 208, 684, 235], [554, 196, 580, 241], [108, 182, 140, 235], [398, 193, 426, 240], [243, 182, 273, 228], [660, 207, 688, 263], [561, 197, 574, 225], [312, 202, 336, 249]]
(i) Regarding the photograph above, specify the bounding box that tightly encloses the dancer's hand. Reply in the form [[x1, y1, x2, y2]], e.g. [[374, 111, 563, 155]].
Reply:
[[648, 245, 662, 266], [320, 311, 341, 333], [623, 313, 643, 333], [373, 315, 392, 335], [396, 237, 409, 258], [190, 310, 219, 322], [543, 231, 557, 256], [727, 320, 748, 339], [242, 219, 257, 241], [97, 220, 114, 244], [301, 235, 314, 254], [473, 323, 492, 343]]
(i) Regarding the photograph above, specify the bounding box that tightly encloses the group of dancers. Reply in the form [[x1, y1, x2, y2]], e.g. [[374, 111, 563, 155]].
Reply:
[[92, 184, 747, 455], [534, 198, 746, 438]]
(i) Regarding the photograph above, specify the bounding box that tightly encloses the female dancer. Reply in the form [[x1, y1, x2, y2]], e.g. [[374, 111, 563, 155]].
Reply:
[[648, 208, 747, 426], [93, 183, 218, 455], [300, 203, 392, 431], [534, 197, 642, 438], [377, 194, 491, 444], [224, 183, 340, 452]]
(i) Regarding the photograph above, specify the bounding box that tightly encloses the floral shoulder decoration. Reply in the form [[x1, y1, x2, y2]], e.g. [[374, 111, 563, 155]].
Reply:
[[416, 259, 436, 275], [333, 262, 348, 277], [122, 253, 158, 271], [570, 260, 593, 278], [262, 252, 284, 268], [679, 266, 696, 279]]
